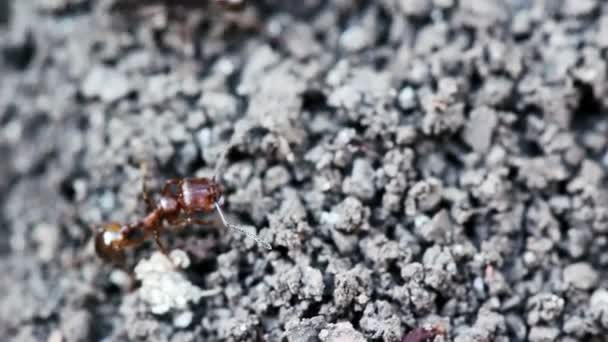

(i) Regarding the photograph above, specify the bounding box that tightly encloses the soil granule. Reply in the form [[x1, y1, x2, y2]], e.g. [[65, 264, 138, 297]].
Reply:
[[1, 1, 608, 341]]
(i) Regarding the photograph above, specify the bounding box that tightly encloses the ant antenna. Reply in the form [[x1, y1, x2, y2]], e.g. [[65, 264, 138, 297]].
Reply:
[[211, 132, 271, 250], [214, 202, 272, 250], [212, 141, 234, 181]]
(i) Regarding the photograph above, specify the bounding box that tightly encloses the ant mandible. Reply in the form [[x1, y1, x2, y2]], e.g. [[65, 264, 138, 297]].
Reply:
[[94, 149, 271, 264]]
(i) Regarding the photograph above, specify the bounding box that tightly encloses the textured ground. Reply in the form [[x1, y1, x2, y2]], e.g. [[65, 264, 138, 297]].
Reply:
[[2, 0, 608, 341]]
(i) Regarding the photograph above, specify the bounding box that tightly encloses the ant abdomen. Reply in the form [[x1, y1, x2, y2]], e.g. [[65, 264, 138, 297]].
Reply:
[[94, 223, 127, 264], [94, 223, 149, 264]]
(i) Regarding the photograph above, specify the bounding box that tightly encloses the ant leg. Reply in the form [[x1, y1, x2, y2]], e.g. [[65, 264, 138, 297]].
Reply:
[[166, 218, 188, 230], [187, 217, 217, 226], [140, 162, 154, 212], [167, 217, 217, 230], [153, 230, 168, 255]]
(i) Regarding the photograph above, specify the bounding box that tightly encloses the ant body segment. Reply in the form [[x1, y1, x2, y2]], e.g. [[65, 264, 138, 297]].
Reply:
[[95, 160, 271, 263]]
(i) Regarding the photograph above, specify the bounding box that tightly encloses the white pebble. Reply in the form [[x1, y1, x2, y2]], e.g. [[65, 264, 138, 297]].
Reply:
[[173, 311, 193, 328]]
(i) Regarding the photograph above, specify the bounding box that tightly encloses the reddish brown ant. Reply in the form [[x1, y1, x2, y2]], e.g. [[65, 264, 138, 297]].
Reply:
[[94, 152, 271, 264]]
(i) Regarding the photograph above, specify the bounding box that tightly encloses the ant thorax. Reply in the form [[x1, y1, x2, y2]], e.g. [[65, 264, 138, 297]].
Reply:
[[159, 196, 178, 214]]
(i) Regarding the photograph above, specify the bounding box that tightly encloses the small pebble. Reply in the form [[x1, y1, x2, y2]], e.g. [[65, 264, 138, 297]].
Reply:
[[398, 87, 417, 111], [563, 262, 599, 290], [173, 311, 194, 328]]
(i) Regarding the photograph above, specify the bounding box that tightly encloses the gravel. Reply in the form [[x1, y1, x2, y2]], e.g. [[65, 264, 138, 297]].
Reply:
[[2, 0, 608, 341]]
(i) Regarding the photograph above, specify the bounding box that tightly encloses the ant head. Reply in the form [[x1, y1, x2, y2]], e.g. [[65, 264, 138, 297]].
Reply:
[[215, 181, 225, 204], [94, 223, 126, 264], [209, 179, 225, 208]]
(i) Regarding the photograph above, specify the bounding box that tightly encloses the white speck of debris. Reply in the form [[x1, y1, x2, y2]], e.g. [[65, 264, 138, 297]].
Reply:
[[47, 329, 63, 342], [31, 223, 59, 262], [328, 85, 362, 109], [591, 289, 608, 307], [2, 119, 22, 143], [135, 250, 218, 315], [81, 66, 131, 102], [563, 262, 599, 290], [195, 128, 213, 147], [398, 86, 417, 110], [523, 251, 537, 266], [109, 270, 131, 288], [340, 26, 368, 52], [320, 211, 341, 225], [215, 58, 236, 75], [414, 215, 431, 228], [99, 191, 115, 211], [173, 311, 193, 328], [170, 249, 191, 268], [356, 293, 369, 304], [318, 322, 367, 342], [72, 179, 88, 201], [319, 330, 329, 340]]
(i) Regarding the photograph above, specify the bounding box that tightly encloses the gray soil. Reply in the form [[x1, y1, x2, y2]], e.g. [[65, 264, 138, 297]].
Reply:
[[1, 0, 608, 341]]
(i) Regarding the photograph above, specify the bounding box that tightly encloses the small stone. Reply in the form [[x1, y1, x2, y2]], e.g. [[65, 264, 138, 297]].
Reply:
[[330, 196, 369, 233], [109, 270, 131, 289], [339, 26, 371, 52], [399, 0, 433, 18], [180, 76, 200, 97], [319, 322, 366, 342], [285, 317, 327, 342], [463, 106, 498, 153], [591, 289, 608, 328], [31, 223, 59, 262], [590, 288, 608, 309], [60, 310, 91, 342], [405, 178, 443, 215], [199, 92, 238, 120], [526, 293, 565, 325], [173, 311, 193, 328], [170, 249, 191, 269], [81, 66, 131, 102], [563, 262, 599, 290], [598, 16, 608, 48], [98, 191, 116, 211], [398, 87, 417, 111], [395, 126, 418, 145], [47, 330, 63, 342], [401, 262, 424, 283], [342, 158, 376, 200], [528, 326, 560, 342], [300, 266, 325, 301], [186, 110, 207, 130], [416, 209, 452, 244], [264, 165, 291, 193], [578, 159, 604, 185], [512, 11, 532, 36], [561, 0, 598, 17], [329, 85, 362, 109]]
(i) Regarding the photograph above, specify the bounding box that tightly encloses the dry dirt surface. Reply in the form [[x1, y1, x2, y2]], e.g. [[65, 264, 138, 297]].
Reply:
[[2, 0, 608, 341]]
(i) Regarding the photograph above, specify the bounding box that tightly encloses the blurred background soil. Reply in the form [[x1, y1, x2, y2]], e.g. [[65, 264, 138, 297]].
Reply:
[[1, 0, 608, 341]]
